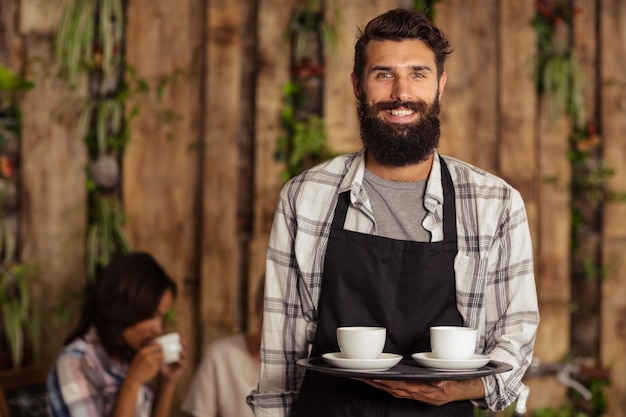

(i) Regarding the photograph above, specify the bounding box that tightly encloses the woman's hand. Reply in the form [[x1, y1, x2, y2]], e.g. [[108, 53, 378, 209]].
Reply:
[[125, 343, 165, 386]]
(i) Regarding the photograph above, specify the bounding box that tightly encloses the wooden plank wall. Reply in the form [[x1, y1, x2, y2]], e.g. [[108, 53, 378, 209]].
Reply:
[[2, 0, 626, 415], [123, 0, 205, 403], [599, 0, 626, 414], [17, 0, 88, 358]]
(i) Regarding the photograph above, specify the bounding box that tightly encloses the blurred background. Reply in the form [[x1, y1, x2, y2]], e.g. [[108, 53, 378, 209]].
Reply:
[[0, 0, 624, 416]]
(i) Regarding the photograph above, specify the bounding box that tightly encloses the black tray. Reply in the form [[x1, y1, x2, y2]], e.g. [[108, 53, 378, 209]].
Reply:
[[297, 357, 512, 381]]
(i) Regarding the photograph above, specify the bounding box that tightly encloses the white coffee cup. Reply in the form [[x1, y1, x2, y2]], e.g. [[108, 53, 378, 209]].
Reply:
[[336, 326, 386, 359], [154, 332, 182, 364], [430, 326, 477, 360]]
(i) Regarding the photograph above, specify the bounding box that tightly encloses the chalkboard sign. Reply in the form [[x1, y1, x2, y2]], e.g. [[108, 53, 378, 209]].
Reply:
[[0, 365, 51, 417]]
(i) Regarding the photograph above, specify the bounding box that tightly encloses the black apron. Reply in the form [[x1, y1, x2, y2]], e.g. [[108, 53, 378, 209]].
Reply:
[[292, 159, 474, 417]]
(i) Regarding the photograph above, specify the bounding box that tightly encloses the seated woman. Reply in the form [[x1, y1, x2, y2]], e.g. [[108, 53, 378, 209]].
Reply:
[[47, 252, 187, 417]]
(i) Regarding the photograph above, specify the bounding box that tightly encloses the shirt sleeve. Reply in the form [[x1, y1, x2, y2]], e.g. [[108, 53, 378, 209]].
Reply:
[[180, 346, 218, 417], [478, 189, 540, 410], [248, 184, 313, 417]]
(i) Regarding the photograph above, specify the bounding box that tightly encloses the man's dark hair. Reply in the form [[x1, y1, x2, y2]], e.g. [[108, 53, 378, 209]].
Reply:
[[65, 252, 177, 360], [353, 8, 453, 87]]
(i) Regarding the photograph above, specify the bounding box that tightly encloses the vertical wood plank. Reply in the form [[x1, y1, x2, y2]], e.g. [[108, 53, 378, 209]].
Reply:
[[601, 243, 626, 416], [530, 101, 571, 410], [498, 0, 538, 202], [323, 0, 396, 154], [537, 108, 571, 302], [200, 0, 244, 344], [124, 0, 204, 407], [20, 40, 87, 360], [600, 0, 626, 415], [435, 0, 498, 173], [498, 1, 540, 335], [18, 0, 61, 35], [498, 0, 557, 410], [251, 0, 298, 293], [570, 0, 600, 363], [0, 0, 23, 69]]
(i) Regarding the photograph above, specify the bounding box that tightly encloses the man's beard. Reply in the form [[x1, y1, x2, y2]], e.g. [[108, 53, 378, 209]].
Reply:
[[357, 94, 441, 167]]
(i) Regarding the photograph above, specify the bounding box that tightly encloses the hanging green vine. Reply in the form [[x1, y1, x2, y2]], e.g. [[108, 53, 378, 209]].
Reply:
[[55, 0, 124, 89], [54, 1, 183, 286], [276, 0, 338, 181], [0, 65, 40, 368], [54, 0, 132, 284], [531, 1, 585, 128]]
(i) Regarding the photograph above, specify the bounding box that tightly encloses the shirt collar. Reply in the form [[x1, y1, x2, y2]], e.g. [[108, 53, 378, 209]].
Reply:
[[84, 326, 129, 378], [424, 152, 445, 208], [341, 148, 445, 210]]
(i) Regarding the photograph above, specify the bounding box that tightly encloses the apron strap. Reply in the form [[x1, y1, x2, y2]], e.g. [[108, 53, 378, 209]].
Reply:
[[440, 158, 457, 251], [330, 191, 350, 231], [331, 158, 457, 249]]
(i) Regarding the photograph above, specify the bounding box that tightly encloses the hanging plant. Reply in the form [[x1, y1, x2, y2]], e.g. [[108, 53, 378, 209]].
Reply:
[[0, 263, 42, 368], [55, 0, 124, 89], [285, 0, 338, 64], [0, 65, 40, 369], [55, 1, 184, 284], [276, 0, 338, 181], [531, 0, 585, 128], [54, 0, 132, 286]]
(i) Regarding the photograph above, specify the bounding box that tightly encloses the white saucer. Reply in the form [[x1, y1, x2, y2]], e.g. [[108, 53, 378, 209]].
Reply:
[[411, 352, 490, 370], [322, 352, 403, 371]]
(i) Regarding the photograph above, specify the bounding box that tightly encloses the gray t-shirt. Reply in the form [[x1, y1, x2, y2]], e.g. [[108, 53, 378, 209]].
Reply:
[[363, 169, 430, 242]]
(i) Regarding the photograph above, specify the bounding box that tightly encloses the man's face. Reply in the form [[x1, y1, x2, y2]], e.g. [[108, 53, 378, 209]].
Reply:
[[351, 39, 447, 167]]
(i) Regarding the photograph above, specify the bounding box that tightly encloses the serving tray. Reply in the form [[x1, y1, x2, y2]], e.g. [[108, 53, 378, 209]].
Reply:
[[296, 356, 513, 381]]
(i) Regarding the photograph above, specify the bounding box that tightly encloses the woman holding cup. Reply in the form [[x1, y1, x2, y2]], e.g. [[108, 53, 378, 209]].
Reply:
[[47, 252, 187, 417]]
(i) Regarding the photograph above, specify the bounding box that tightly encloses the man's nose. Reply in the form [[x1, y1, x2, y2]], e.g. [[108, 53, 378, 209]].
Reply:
[[391, 77, 412, 102]]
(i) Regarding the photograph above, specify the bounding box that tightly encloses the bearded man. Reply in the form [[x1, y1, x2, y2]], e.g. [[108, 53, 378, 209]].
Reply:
[[248, 8, 539, 417]]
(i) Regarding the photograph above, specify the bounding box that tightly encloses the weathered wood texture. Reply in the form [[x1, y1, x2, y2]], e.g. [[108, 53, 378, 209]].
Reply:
[[600, 0, 626, 414], [436, 0, 498, 174], [124, 0, 204, 405], [3, 0, 626, 415], [323, 0, 397, 154], [249, 0, 298, 319], [532, 103, 571, 409], [0, 0, 22, 69], [200, 0, 245, 342], [19, 29, 88, 359]]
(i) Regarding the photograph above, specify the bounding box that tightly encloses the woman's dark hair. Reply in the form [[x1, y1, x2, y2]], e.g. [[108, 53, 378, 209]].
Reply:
[[65, 252, 177, 359], [353, 8, 453, 88]]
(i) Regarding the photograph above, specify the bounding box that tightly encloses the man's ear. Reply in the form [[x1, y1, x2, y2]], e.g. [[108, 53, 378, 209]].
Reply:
[[351, 73, 361, 99], [438, 71, 447, 99]]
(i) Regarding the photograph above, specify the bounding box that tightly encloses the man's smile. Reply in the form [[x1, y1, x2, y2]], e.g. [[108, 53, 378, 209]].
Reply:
[[388, 108, 415, 117]]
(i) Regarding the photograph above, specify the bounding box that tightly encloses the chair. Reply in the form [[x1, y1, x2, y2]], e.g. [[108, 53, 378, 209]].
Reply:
[[0, 364, 50, 417]]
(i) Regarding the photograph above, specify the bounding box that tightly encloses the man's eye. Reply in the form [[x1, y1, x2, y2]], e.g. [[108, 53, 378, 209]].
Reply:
[[376, 73, 392, 79]]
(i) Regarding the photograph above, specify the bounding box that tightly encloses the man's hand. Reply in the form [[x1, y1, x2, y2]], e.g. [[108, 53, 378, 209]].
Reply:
[[356, 377, 484, 406]]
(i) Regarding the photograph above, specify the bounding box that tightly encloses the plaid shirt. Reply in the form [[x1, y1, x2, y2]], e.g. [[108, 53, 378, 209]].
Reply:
[[47, 327, 154, 417], [248, 150, 539, 416]]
